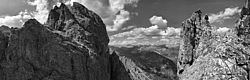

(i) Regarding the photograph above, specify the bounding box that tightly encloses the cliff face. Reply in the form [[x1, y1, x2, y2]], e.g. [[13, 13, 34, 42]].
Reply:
[[178, 10, 203, 74], [236, 8, 250, 46], [178, 10, 250, 80], [0, 2, 116, 80]]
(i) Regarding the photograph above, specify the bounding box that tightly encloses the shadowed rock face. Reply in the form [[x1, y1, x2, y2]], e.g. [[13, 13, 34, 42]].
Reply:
[[1, 18, 112, 80], [235, 3, 250, 79], [178, 9, 250, 80], [46, 2, 109, 54], [0, 3, 112, 80], [236, 6, 250, 46]]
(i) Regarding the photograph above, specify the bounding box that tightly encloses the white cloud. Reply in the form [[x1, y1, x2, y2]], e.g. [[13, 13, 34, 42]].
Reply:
[[110, 15, 181, 45], [0, 10, 32, 27], [65, 0, 139, 31], [111, 25, 180, 39], [149, 16, 168, 29], [127, 34, 145, 40], [105, 0, 139, 31], [111, 25, 161, 39], [160, 27, 181, 36], [28, 0, 50, 24], [107, 10, 130, 31], [0, 0, 139, 30], [0, 0, 53, 27], [111, 15, 180, 40], [121, 25, 136, 30], [109, 40, 137, 46], [217, 27, 230, 32], [209, 7, 241, 23]]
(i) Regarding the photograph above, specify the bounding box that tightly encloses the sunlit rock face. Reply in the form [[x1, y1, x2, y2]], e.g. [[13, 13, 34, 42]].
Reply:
[[178, 10, 210, 75], [178, 9, 250, 80]]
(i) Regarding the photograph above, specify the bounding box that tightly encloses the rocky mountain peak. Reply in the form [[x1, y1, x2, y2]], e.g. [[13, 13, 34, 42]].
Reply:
[[46, 3, 74, 31], [0, 2, 114, 80], [24, 19, 42, 28], [0, 25, 10, 31], [236, 1, 250, 46], [21, 19, 49, 38], [178, 9, 213, 75], [0, 25, 11, 37], [46, 2, 109, 55], [72, 2, 89, 14], [179, 5, 250, 79]]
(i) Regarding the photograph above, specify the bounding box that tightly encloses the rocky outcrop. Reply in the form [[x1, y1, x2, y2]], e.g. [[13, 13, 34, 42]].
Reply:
[[0, 2, 112, 80], [46, 2, 109, 54], [1, 18, 111, 80], [178, 9, 250, 80], [235, 1, 250, 79], [236, 6, 250, 46], [178, 10, 206, 75]]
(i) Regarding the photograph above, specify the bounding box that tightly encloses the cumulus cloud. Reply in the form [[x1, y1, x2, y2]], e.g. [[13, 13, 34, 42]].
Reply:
[[111, 25, 160, 39], [0, 0, 139, 30], [160, 27, 181, 36], [209, 7, 241, 23], [28, 0, 51, 24], [106, 10, 130, 31], [0, 10, 32, 27], [111, 15, 180, 39], [0, 0, 54, 27], [110, 15, 181, 45], [111, 25, 180, 39], [149, 16, 168, 29], [105, 0, 139, 31], [216, 27, 230, 32], [65, 0, 139, 31]]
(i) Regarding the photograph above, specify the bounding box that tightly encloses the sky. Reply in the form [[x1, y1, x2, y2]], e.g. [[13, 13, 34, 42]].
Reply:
[[0, 0, 245, 46]]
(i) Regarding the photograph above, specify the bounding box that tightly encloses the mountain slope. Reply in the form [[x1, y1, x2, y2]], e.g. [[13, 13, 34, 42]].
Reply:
[[178, 10, 250, 80], [110, 46, 178, 80], [0, 2, 110, 80]]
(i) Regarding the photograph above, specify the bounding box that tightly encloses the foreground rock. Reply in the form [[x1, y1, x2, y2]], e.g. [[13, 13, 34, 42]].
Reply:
[[0, 2, 111, 79], [0, 2, 110, 80], [178, 9, 250, 80]]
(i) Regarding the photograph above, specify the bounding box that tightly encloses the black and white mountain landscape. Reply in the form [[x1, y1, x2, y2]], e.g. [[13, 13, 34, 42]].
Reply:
[[0, 0, 250, 80]]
